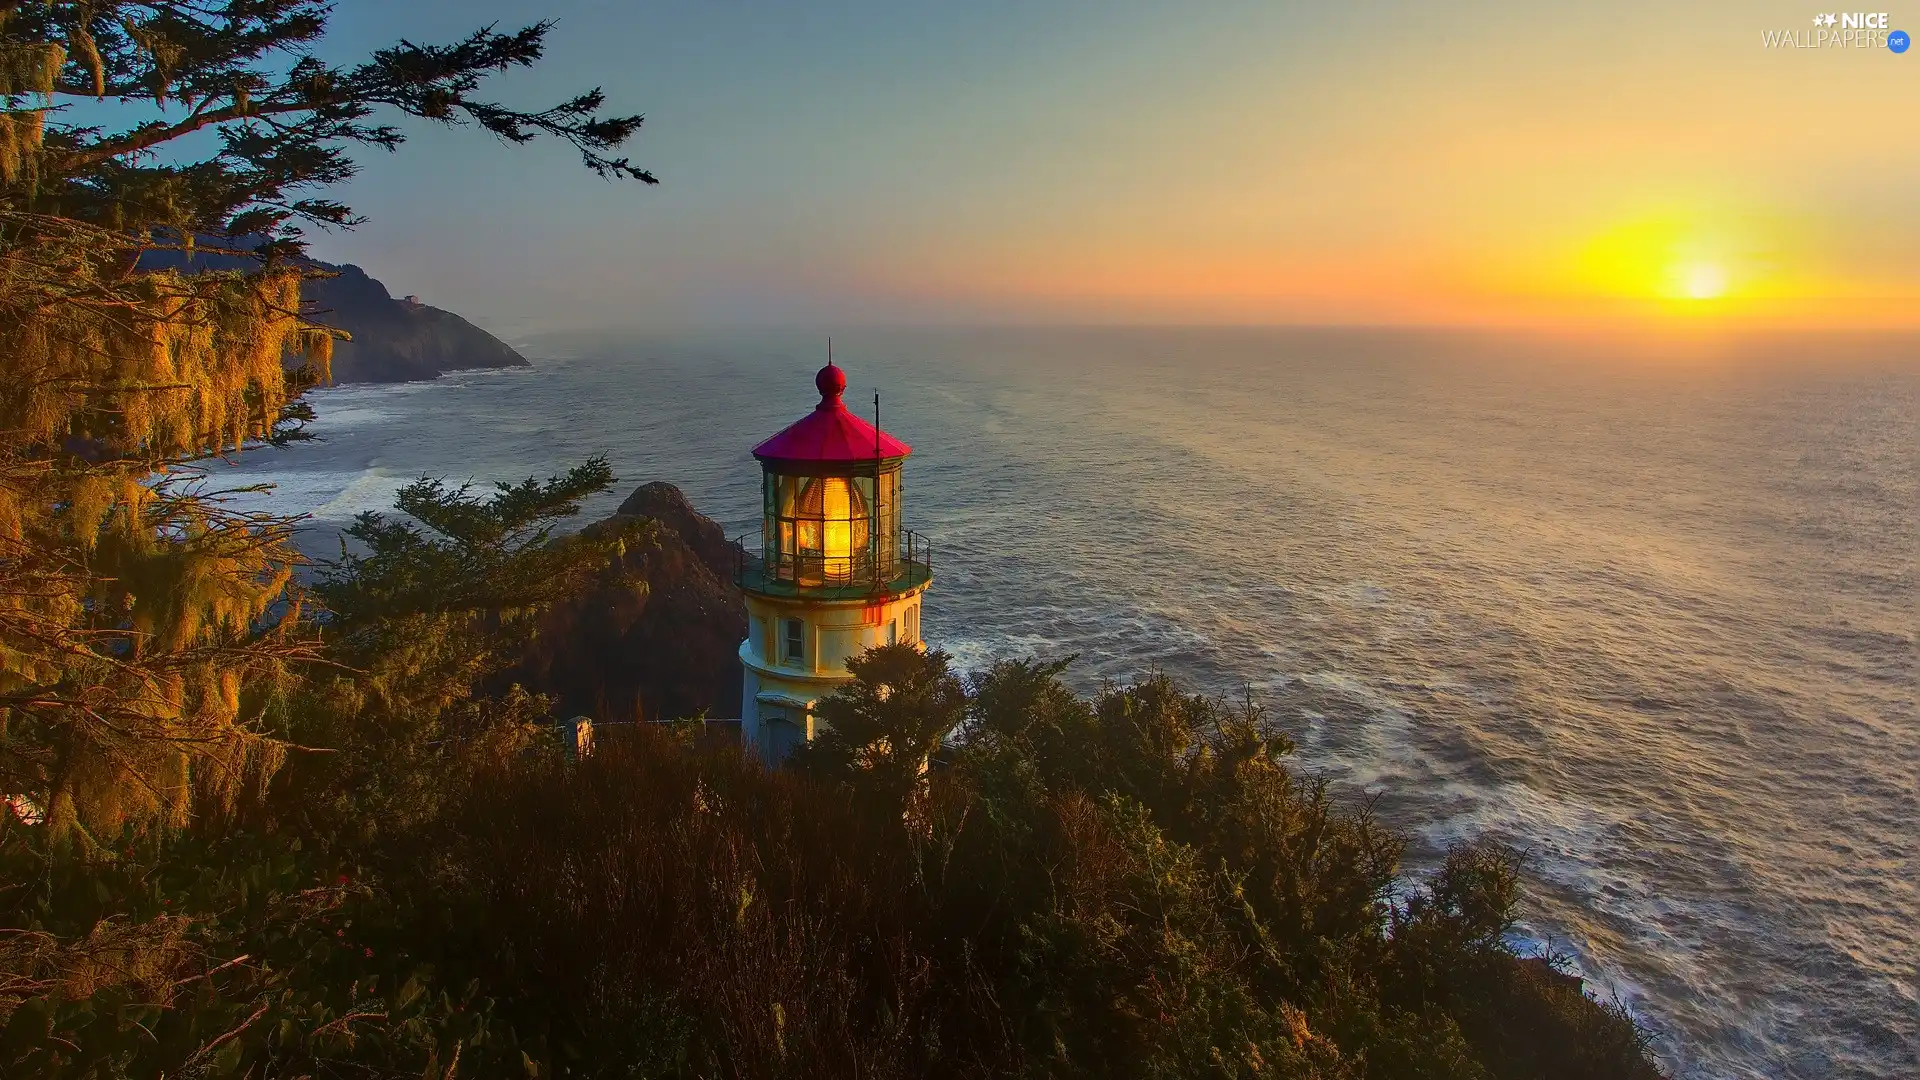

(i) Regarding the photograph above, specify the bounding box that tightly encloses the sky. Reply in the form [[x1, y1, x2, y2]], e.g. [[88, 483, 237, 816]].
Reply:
[[293, 1, 1919, 334]]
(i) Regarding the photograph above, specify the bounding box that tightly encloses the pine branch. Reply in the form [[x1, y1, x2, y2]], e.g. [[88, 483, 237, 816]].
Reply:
[[53, 97, 320, 173]]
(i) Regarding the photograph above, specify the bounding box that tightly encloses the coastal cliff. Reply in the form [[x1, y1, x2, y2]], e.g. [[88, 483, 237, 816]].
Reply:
[[504, 482, 747, 722], [138, 245, 529, 383], [300, 262, 528, 384]]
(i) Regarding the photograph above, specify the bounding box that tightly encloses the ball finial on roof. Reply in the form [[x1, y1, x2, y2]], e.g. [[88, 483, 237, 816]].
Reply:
[[815, 362, 847, 404], [753, 360, 913, 461]]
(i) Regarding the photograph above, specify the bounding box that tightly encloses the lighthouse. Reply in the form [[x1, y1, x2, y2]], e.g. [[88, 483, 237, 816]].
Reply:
[[735, 360, 933, 766]]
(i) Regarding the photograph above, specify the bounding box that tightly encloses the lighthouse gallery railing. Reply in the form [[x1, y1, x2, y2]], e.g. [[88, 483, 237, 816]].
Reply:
[[733, 527, 932, 598]]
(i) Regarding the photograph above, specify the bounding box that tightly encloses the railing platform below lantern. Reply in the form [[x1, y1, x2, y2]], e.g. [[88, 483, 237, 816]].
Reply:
[[733, 528, 933, 600]]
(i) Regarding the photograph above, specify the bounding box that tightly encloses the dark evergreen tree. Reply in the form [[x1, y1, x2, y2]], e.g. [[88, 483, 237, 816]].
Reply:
[[794, 643, 967, 810], [288, 459, 650, 841]]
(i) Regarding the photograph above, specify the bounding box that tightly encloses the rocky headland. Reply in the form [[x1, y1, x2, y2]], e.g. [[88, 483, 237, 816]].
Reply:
[[503, 482, 747, 723], [298, 261, 528, 384], [139, 245, 530, 383]]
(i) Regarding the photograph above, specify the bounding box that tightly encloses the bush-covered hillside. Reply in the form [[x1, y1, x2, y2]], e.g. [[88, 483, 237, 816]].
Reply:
[[3, 464, 1665, 1077]]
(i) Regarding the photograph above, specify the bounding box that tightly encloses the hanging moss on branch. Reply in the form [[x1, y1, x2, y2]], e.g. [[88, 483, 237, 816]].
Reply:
[[0, 211, 330, 845]]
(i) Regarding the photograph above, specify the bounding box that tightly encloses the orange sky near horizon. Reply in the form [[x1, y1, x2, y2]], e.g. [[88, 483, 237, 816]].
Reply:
[[850, 6, 1919, 330]]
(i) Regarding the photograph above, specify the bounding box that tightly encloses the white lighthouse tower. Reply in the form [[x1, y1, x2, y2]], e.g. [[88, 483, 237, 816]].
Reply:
[[735, 360, 933, 766]]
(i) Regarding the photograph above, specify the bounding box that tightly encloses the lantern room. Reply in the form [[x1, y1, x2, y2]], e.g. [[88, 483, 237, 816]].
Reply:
[[761, 468, 895, 586], [734, 359, 933, 767], [744, 361, 928, 595]]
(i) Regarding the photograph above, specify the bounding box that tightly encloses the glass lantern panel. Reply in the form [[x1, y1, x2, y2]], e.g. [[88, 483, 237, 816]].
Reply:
[[760, 464, 904, 588], [795, 476, 869, 583], [880, 469, 900, 566]]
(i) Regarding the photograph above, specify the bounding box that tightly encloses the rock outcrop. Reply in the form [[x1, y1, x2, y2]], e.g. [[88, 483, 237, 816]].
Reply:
[[505, 483, 746, 723], [137, 244, 529, 383], [301, 263, 527, 384]]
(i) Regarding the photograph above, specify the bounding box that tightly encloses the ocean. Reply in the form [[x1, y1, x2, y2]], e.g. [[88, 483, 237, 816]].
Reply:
[[217, 327, 1917, 1080]]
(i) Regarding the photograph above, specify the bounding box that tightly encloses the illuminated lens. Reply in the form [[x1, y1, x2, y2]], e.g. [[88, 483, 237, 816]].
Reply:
[[822, 478, 852, 579]]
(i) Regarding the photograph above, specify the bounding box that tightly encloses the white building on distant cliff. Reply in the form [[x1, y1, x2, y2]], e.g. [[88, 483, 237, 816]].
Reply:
[[734, 361, 933, 765]]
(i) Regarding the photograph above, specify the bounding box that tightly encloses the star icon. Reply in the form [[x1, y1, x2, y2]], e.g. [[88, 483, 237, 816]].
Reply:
[[1826, 13, 1839, 25], [1814, 13, 1825, 24]]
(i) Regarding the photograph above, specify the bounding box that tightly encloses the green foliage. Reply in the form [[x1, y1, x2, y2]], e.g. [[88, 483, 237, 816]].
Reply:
[[3, 1, 655, 243], [934, 657, 1660, 1079], [0, 820, 508, 1078], [2, 449, 654, 1076], [319, 457, 645, 640], [0, 219, 324, 848], [324, 642, 1662, 1080], [315, 456, 647, 688], [283, 459, 648, 842], [792, 643, 966, 809]]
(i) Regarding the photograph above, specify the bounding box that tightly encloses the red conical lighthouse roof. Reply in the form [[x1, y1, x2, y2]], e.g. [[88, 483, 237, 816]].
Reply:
[[752, 362, 912, 464]]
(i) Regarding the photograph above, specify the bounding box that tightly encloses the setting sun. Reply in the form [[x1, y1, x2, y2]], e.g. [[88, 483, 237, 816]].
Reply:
[[1679, 263, 1729, 301], [1492, 213, 1760, 321]]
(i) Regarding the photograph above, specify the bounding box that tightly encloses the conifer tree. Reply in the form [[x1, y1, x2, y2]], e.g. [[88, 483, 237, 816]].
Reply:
[[797, 644, 967, 809], [289, 458, 650, 838], [0, 1, 653, 848]]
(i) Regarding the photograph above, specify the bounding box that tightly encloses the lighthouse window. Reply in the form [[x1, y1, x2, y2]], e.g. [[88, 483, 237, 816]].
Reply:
[[886, 619, 897, 646], [783, 618, 806, 665]]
